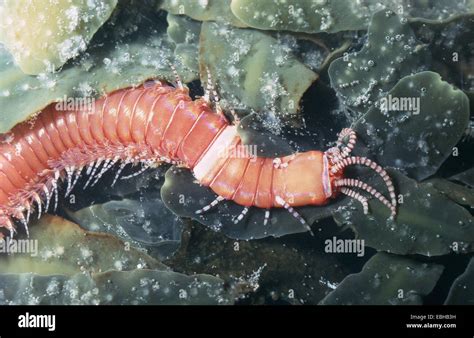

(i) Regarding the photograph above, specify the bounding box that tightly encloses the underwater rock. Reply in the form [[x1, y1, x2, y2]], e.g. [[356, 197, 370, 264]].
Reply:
[[68, 198, 184, 261], [271, 32, 353, 75], [0, 215, 166, 275], [329, 10, 430, 118], [62, 166, 183, 260], [445, 257, 474, 305], [199, 21, 318, 120], [354, 71, 469, 181], [0, 0, 118, 75], [409, 14, 474, 98], [167, 14, 201, 81], [0, 215, 234, 305], [236, 113, 294, 158], [161, 0, 246, 27], [230, 0, 384, 34], [231, 0, 474, 33], [320, 252, 444, 305], [408, 0, 474, 22], [0, 6, 194, 134], [167, 221, 352, 305], [450, 168, 474, 188], [0, 269, 233, 305], [425, 178, 474, 208], [333, 170, 474, 256]]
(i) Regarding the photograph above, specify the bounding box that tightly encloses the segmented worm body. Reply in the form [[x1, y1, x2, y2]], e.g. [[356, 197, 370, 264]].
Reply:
[[0, 80, 397, 235]]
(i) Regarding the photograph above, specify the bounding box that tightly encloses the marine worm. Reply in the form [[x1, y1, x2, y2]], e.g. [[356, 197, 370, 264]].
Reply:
[[0, 76, 397, 236]]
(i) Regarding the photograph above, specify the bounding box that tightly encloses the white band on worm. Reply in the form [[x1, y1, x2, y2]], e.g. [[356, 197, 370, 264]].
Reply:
[[193, 125, 239, 181]]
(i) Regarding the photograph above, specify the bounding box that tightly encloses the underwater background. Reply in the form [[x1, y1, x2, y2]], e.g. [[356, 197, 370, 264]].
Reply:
[[0, 0, 473, 305]]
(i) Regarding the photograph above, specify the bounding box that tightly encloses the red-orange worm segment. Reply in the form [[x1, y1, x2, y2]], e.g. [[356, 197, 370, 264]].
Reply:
[[0, 81, 397, 234]]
